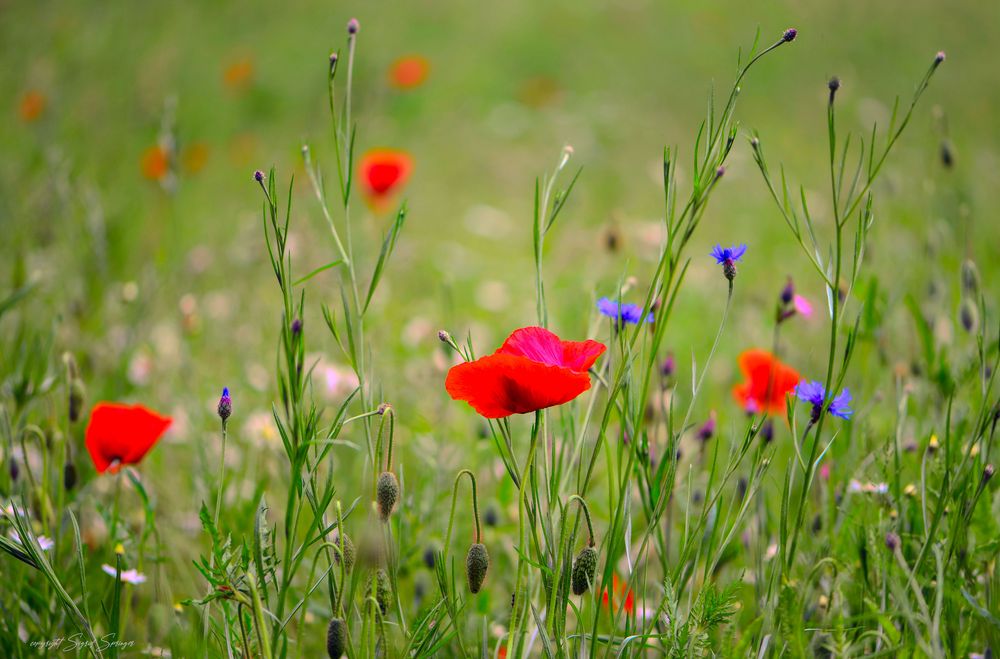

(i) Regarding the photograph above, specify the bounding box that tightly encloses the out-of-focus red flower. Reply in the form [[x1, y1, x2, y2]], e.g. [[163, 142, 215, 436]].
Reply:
[[140, 145, 171, 181], [359, 148, 412, 208], [601, 574, 635, 615], [388, 55, 430, 89], [446, 326, 606, 418], [19, 90, 46, 122], [732, 349, 800, 414], [85, 403, 172, 474]]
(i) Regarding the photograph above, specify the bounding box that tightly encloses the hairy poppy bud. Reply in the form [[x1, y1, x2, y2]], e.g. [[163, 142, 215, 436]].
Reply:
[[376, 471, 399, 521], [332, 530, 355, 572], [368, 568, 391, 615], [571, 545, 598, 595], [69, 379, 86, 423], [63, 461, 77, 491], [326, 617, 347, 658], [466, 542, 489, 594]]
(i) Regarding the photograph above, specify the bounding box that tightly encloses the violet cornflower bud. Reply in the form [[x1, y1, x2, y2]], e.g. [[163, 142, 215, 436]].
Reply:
[[291, 318, 303, 336], [780, 277, 794, 305], [254, 170, 265, 183], [885, 532, 900, 551], [760, 419, 774, 443], [347, 18, 359, 34], [782, 28, 797, 42], [660, 352, 675, 378], [696, 412, 716, 442], [217, 387, 232, 423]]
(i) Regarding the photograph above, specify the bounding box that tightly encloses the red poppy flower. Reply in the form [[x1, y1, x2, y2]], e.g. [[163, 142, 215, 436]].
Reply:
[[601, 574, 635, 615], [85, 403, 172, 474], [19, 90, 46, 123], [388, 55, 430, 90], [445, 326, 606, 418], [731, 349, 800, 414], [359, 148, 412, 207], [140, 145, 170, 181]]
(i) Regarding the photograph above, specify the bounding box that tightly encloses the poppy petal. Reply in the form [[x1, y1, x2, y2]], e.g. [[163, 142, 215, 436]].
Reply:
[[733, 349, 800, 414], [359, 149, 413, 199], [445, 353, 592, 418], [497, 326, 605, 371], [85, 403, 172, 473]]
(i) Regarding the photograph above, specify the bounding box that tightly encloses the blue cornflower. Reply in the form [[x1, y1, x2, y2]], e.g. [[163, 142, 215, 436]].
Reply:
[[710, 244, 747, 281], [597, 298, 654, 325], [795, 380, 852, 422]]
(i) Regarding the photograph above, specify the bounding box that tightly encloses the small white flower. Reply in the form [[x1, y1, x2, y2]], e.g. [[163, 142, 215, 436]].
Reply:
[[101, 564, 147, 585], [10, 530, 54, 551]]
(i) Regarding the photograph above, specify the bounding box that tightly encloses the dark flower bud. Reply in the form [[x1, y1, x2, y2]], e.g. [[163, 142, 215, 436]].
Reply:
[[69, 379, 86, 423], [291, 318, 303, 336], [828, 77, 841, 105], [782, 28, 797, 42], [736, 477, 748, 502], [696, 412, 716, 442], [347, 18, 359, 34], [9, 457, 19, 482], [217, 387, 232, 423], [984, 464, 995, 485], [422, 545, 436, 569], [660, 352, 675, 378], [812, 514, 822, 534], [368, 568, 391, 615], [761, 419, 774, 443], [780, 277, 794, 305], [376, 402, 391, 415], [326, 617, 347, 658], [437, 330, 451, 344], [483, 505, 499, 527], [466, 542, 489, 594], [63, 461, 77, 491], [961, 260, 980, 294], [940, 140, 955, 169], [885, 532, 900, 551], [571, 545, 598, 595], [331, 530, 355, 572], [960, 299, 978, 333], [934, 51, 946, 66], [254, 170, 265, 183], [723, 261, 737, 282], [376, 471, 399, 521], [329, 52, 338, 75]]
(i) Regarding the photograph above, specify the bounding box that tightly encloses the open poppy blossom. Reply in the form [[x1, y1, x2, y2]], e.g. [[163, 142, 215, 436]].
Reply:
[[85, 403, 172, 474], [388, 55, 430, 89], [141, 145, 171, 181], [445, 326, 606, 418], [359, 148, 412, 208], [601, 574, 635, 615], [732, 349, 800, 414]]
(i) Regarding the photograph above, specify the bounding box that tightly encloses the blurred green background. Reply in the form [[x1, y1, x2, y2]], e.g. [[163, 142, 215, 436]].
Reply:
[[1, 0, 997, 634]]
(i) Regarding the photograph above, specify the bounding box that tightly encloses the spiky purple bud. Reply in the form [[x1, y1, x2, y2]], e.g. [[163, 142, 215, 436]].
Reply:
[[782, 28, 797, 42], [254, 170, 265, 183], [218, 387, 232, 423]]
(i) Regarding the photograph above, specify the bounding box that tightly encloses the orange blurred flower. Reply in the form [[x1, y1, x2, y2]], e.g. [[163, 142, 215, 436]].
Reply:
[[223, 58, 254, 90], [388, 55, 430, 90], [140, 145, 171, 181], [19, 90, 46, 123], [601, 574, 635, 615], [359, 148, 413, 209], [732, 349, 800, 414]]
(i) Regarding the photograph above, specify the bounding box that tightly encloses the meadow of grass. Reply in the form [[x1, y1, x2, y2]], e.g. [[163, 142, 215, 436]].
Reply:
[[3, 1, 1000, 657]]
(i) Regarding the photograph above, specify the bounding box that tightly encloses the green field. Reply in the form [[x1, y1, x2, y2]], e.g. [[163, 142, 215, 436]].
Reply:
[[2, 1, 1000, 656]]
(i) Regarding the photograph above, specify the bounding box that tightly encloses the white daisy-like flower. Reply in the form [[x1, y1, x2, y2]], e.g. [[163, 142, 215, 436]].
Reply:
[[10, 530, 54, 551], [101, 564, 147, 584]]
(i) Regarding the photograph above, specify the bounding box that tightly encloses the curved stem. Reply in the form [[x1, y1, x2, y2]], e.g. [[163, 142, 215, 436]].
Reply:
[[444, 469, 480, 562], [567, 494, 596, 547]]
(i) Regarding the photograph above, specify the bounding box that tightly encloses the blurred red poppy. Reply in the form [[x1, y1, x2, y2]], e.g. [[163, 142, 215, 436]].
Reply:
[[445, 326, 605, 418], [223, 58, 254, 90], [85, 403, 172, 474], [19, 90, 46, 123], [359, 148, 412, 207], [601, 574, 635, 615], [731, 349, 800, 414], [388, 55, 430, 89], [141, 145, 170, 181]]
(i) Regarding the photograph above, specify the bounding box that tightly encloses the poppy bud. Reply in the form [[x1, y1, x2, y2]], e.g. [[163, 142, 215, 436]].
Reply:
[[64, 461, 77, 491], [961, 260, 980, 294], [466, 542, 489, 594], [960, 299, 978, 333], [885, 532, 900, 551], [332, 530, 355, 572], [376, 471, 399, 521], [69, 379, 86, 423], [217, 387, 232, 423], [326, 617, 347, 658], [571, 545, 598, 595], [368, 568, 391, 615]]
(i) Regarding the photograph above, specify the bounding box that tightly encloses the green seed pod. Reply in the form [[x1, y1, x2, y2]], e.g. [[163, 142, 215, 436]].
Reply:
[[367, 568, 391, 615], [571, 546, 598, 595], [376, 471, 399, 521], [69, 379, 86, 423], [331, 530, 355, 572], [465, 542, 489, 594], [326, 617, 347, 658]]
